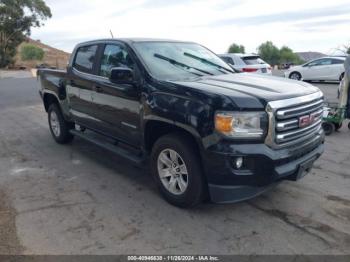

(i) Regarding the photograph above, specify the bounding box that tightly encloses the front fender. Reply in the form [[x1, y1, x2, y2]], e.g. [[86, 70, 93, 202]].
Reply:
[[143, 91, 214, 147]]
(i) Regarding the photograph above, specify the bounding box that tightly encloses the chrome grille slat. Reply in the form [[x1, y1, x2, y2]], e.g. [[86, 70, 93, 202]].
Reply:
[[276, 99, 323, 119], [265, 91, 324, 148], [276, 119, 322, 143], [276, 119, 298, 131]]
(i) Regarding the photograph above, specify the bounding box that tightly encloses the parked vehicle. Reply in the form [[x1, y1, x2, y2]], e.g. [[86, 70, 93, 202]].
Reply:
[[323, 55, 350, 135], [285, 57, 345, 81], [219, 53, 272, 74], [38, 38, 324, 207]]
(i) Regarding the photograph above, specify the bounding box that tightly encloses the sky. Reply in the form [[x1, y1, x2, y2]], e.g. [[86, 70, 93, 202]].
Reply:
[[31, 0, 350, 55]]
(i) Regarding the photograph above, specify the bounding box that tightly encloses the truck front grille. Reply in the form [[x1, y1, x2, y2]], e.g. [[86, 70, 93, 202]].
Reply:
[[265, 92, 324, 148]]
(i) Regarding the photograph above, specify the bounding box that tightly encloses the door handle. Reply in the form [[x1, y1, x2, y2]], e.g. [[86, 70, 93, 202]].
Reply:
[[94, 85, 103, 93]]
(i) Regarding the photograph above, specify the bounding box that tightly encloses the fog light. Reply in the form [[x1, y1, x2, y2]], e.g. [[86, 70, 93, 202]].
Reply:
[[234, 157, 243, 169]]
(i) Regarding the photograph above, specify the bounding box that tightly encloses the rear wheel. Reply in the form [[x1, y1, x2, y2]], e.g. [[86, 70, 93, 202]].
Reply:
[[322, 122, 335, 136], [48, 104, 74, 144], [289, 72, 301, 81], [151, 133, 205, 208]]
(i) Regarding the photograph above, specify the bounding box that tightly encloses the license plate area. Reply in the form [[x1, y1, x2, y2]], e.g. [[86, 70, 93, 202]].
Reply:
[[296, 157, 316, 180]]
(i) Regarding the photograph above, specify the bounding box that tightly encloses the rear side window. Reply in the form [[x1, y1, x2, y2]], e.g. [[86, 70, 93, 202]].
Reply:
[[73, 45, 98, 73], [221, 56, 235, 65], [331, 59, 344, 65], [242, 56, 265, 65]]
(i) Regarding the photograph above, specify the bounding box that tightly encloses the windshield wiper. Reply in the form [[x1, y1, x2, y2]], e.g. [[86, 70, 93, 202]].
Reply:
[[183, 52, 235, 74], [154, 53, 213, 76]]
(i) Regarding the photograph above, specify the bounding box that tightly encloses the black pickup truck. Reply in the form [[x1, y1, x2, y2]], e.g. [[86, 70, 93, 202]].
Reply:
[[38, 38, 325, 207]]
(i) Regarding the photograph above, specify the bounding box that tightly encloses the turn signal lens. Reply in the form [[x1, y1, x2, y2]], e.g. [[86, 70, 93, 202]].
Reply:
[[215, 114, 233, 133]]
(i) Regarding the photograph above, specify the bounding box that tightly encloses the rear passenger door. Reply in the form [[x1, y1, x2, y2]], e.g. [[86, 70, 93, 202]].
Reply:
[[67, 44, 100, 128], [91, 43, 142, 147]]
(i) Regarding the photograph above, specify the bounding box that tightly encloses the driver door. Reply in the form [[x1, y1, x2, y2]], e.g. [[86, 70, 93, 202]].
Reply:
[[89, 43, 142, 147]]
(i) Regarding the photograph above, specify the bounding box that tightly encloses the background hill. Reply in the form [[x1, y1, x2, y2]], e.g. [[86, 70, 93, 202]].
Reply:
[[14, 38, 70, 69]]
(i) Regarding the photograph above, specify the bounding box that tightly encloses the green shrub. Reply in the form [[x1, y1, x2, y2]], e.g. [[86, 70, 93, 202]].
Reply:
[[20, 44, 45, 61]]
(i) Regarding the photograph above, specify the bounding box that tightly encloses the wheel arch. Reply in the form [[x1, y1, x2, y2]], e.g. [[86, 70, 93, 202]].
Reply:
[[144, 119, 202, 154], [43, 92, 60, 112]]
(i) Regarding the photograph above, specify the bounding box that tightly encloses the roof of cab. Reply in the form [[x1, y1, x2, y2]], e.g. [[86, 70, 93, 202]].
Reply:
[[76, 38, 194, 46]]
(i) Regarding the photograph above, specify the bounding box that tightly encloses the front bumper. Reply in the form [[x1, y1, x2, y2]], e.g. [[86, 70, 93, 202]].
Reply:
[[202, 131, 324, 203]]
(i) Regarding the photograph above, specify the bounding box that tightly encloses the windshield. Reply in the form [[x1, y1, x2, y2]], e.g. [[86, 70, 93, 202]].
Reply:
[[242, 56, 267, 65], [133, 42, 234, 81]]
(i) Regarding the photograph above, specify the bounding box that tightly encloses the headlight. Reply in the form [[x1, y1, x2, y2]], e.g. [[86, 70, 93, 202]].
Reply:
[[215, 111, 267, 138]]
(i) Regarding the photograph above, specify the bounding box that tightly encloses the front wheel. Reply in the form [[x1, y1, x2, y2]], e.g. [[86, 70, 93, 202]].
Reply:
[[151, 133, 206, 208], [48, 104, 74, 144], [322, 122, 335, 136], [289, 72, 302, 81]]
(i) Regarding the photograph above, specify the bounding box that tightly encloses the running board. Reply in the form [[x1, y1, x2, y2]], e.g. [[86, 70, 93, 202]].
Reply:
[[70, 129, 146, 165]]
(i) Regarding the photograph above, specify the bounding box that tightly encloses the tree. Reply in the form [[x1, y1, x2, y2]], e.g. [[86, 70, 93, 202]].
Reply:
[[20, 43, 44, 60], [0, 0, 51, 68], [279, 46, 304, 64], [228, 43, 245, 53], [257, 41, 280, 66]]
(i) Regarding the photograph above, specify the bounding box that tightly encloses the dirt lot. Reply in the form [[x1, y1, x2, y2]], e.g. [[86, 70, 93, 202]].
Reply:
[[0, 74, 349, 255]]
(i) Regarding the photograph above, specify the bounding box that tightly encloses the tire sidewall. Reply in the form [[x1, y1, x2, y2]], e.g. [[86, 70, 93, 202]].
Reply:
[[151, 134, 204, 207], [48, 104, 73, 143]]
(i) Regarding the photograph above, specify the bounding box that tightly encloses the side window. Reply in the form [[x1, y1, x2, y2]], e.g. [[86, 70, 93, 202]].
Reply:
[[73, 45, 98, 73], [332, 59, 344, 65], [317, 59, 332, 66], [305, 60, 319, 67], [221, 56, 234, 65], [100, 44, 135, 78]]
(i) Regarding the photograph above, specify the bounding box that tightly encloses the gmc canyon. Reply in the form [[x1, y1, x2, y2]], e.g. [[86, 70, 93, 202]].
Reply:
[[38, 38, 325, 207]]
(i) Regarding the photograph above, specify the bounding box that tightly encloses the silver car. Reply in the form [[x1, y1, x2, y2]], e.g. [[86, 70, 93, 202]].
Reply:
[[285, 57, 345, 81], [219, 53, 272, 74]]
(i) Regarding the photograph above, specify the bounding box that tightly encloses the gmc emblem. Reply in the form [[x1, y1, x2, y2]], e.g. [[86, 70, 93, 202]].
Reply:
[[299, 114, 316, 128]]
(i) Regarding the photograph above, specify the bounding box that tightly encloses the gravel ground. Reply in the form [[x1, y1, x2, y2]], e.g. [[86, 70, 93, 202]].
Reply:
[[0, 73, 349, 255]]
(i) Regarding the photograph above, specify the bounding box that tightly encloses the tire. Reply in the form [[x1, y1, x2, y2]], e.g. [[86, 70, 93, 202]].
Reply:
[[289, 72, 302, 81], [322, 122, 335, 136], [335, 122, 342, 131], [151, 133, 205, 208], [48, 104, 74, 144]]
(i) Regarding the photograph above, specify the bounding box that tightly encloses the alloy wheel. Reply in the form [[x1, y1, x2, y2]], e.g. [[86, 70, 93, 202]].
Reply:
[[50, 111, 61, 137], [157, 149, 189, 195]]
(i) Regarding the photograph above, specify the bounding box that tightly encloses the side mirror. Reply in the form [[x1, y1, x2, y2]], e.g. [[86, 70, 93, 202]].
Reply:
[[109, 67, 135, 85]]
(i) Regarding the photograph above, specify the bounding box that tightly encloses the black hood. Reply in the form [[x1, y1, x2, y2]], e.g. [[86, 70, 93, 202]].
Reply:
[[170, 73, 320, 105]]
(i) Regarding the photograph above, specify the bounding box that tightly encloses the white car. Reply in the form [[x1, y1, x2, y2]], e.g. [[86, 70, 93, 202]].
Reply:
[[219, 53, 272, 74], [285, 56, 345, 81]]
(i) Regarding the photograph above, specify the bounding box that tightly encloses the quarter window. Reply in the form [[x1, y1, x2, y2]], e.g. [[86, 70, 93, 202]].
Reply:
[[221, 56, 234, 65], [100, 44, 135, 78], [73, 45, 98, 73]]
